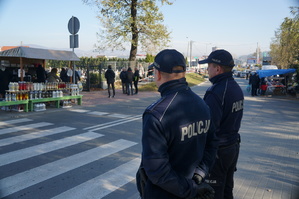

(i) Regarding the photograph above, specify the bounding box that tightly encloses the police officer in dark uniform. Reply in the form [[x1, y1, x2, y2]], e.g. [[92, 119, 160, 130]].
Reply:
[[198, 49, 244, 199], [136, 49, 218, 199]]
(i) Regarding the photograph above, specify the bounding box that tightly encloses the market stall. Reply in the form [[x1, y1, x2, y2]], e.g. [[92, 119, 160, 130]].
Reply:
[[0, 46, 82, 112], [257, 68, 296, 95]]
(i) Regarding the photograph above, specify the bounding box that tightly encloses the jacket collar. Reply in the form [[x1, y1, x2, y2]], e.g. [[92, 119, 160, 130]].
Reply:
[[209, 72, 233, 84], [158, 78, 188, 96]]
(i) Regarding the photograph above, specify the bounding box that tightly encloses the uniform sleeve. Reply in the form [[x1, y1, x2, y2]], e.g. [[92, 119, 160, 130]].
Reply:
[[142, 113, 197, 199], [195, 91, 222, 178], [196, 119, 218, 178], [204, 91, 223, 133]]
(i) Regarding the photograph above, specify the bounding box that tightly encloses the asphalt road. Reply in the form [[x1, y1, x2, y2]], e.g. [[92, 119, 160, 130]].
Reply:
[[0, 77, 298, 199]]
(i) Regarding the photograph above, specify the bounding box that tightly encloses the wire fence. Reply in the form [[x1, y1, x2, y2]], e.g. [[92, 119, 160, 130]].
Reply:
[[76, 61, 152, 90]]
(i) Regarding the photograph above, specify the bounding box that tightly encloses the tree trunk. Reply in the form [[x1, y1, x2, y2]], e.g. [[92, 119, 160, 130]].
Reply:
[[129, 0, 138, 61]]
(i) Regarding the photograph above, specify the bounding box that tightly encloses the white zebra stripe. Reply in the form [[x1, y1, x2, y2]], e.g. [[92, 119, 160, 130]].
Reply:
[[87, 111, 109, 116], [52, 157, 141, 199], [67, 109, 90, 113], [0, 139, 137, 198], [84, 115, 142, 132], [109, 113, 131, 118], [0, 126, 76, 147], [0, 122, 53, 135], [0, 131, 103, 166], [0, 118, 33, 126]]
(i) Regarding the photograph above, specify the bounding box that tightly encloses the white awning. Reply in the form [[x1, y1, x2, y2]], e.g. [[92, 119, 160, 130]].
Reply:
[[0, 46, 80, 61]]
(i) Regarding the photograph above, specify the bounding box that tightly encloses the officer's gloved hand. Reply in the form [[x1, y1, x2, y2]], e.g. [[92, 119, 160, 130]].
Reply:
[[194, 182, 215, 199], [192, 173, 203, 185]]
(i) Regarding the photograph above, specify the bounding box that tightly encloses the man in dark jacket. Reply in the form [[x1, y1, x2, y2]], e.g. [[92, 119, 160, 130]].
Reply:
[[136, 49, 217, 199], [119, 67, 127, 94], [36, 64, 47, 83], [104, 65, 115, 98], [0, 66, 11, 98], [198, 49, 244, 199], [133, 67, 140, 94], [60, 68, 68, 82], [249, 72, 260, 96], [126, 67, 134, 95]]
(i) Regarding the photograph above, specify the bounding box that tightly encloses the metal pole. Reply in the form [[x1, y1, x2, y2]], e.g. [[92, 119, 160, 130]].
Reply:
[[186, 37, 189, 61], [256, 42, 259, 65], [72, 16, 76, 84], [189, 40, 192, 68]]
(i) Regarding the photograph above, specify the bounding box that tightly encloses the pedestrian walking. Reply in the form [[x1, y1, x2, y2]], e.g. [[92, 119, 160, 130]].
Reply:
[[119, 67, 127, 94], [126, 67, 134, 95], [133, 67, 140, 94], [198, 49, 244, 199], [136, 49, 217, 199], [104, 65, 115, 98]]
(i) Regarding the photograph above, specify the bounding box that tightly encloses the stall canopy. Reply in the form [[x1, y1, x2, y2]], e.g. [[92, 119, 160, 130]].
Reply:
[[257, 69, 296, 78], [0, 46, 80, 61]]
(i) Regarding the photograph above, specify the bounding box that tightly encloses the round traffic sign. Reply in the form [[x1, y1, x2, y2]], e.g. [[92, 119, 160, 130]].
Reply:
[[68, 16, 80, 34]]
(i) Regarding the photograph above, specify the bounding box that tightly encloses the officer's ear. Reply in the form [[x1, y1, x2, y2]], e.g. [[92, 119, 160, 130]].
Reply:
[[155, 68, 161, 80], [216, 64, 224, 73]]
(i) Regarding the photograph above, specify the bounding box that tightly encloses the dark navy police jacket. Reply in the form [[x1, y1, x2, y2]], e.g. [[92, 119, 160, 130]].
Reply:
[[204, 72, 244, 147], [138, 78, 218, 199]]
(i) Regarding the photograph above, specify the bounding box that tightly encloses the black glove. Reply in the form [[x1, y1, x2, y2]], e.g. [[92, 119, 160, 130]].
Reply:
[[195, 182, 215, 199], [192, 173, 203, 185]]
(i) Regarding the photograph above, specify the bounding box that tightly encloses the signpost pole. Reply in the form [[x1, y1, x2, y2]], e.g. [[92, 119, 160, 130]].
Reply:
[[68, 16, 80, 84]]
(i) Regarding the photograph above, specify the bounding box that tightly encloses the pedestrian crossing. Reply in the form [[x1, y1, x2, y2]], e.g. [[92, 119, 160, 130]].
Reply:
[[68, 108, 137, 119], [0, 117, 141, 199]]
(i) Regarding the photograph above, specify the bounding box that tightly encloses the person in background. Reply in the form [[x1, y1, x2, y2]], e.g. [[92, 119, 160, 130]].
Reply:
[[104, 65, 115, 98], [119, 67, 127, 94], [126, 67, 134, 95], [136, 49, 217, 199], [0, 65, 10, 98], [198, 49, 244, 199], [249, 72, 260, 96], [36, 64, 47, 83], [60, 68, 68, 82], [74, 70, 81, 84], [133, 67, 140, 94], [260, 77, 267, 96], [47, 68, 62, 82]]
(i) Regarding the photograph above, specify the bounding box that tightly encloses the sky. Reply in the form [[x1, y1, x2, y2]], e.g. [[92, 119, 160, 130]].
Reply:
[[0, 0, 298, 58]]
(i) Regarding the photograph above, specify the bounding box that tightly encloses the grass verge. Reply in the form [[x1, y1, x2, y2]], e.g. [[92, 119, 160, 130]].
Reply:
[[138, 73, 207, 92]]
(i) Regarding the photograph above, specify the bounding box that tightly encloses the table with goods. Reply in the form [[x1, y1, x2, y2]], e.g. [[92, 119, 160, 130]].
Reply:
[[0, 82, 82, 112]]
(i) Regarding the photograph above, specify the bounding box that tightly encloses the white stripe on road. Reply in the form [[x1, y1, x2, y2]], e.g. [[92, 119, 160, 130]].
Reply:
[[84, 115, 142, 132], [67, 109, 91, 113], [52, 157, 141, 199], [0, 118, 33, 127], [0, 126, 76, 147], [87, 111, 109, 116], [0, 139, 137, 198], [0, 122, 53, 135], [0, 132, 103, 166], [109, 113, 131, 118]]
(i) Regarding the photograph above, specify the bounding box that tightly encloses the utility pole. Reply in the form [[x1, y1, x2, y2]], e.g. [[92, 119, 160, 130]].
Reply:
[[189, 40, 193, 68], [256, 42, 259, 65], [186, 38, 189, 63]]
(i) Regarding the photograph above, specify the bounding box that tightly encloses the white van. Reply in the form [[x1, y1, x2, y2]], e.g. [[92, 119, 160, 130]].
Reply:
[[261, 65, 278, 70]]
